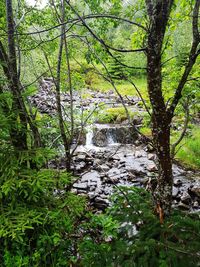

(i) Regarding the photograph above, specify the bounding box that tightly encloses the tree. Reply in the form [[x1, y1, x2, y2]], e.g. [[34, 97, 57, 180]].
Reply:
[[64, 0, 200, 217], [0, 0, 41, 154], [145, 0, 200, 217]]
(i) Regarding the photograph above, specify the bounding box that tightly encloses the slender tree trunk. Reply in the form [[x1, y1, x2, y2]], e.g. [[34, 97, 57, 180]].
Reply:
[[4, 0, 41, 151], [55, 0, 71, 171], [6, 0, 28, 150], [146, 0, 174, 217]]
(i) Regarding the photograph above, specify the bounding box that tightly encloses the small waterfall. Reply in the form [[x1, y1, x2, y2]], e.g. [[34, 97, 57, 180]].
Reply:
[[85, 127, 94, 147], [107, 131, 116, 145]]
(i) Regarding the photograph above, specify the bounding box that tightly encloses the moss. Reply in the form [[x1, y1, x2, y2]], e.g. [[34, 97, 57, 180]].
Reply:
[[96, 107, 138, 123]]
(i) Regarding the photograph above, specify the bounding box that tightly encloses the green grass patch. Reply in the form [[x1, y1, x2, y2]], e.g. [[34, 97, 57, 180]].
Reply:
[[176, 126, 200, 169], [96, 107, 139, 123], [91, 77, 147, 98]]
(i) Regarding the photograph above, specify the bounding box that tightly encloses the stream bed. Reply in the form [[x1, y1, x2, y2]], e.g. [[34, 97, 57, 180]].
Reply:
[[32, 78, 200, 212]]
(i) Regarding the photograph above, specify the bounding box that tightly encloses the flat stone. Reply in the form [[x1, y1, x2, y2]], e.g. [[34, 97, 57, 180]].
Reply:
[[73, 182, 88, 190], [81, 171, 100, 182]]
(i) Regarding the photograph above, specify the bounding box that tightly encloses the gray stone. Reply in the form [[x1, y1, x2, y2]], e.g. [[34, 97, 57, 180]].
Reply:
[[107, 168, 121, 178], [82, 171, 100, 182], [134, 151, 143, 158], [73, 182, 88, 190], [172, 187, 179, 198], [190, 183, 200, 198], [100, 164, 110, 172], [147, 163, 157, 172], [174, 179, 182, 187], [147, 153, 155, 160], [193, 201, 199, 208], [180, 192, 191, 204], [75, 154, 86, 161]]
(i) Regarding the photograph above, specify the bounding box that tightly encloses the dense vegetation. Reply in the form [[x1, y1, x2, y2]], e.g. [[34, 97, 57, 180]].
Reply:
[[0, 0, 200, 266]]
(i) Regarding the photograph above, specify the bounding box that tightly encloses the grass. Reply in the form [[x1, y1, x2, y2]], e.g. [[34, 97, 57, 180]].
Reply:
[[175, 126, 200, 169], [96, 107, 140, 123], [91, 77, 148, 98]]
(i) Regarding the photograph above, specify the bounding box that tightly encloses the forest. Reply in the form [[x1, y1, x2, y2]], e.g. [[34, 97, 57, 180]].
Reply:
[[0, 0, 200, 266]]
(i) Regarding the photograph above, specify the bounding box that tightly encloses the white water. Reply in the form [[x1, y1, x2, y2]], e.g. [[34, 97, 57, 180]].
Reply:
[[85, 127, 94, 147]]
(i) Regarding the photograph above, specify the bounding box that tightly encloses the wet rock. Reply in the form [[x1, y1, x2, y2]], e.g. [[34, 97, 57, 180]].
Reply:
[[174, 179, 183, 187], [180, 192, 191, 205], [147, 163, 157, 172], [99, 164, 110, 172], [147, 153, 155, 160], [178, 202, 190, 210], [172, 187, 179, 198], [107, 168, 121, 178], [92, 125, 138, 147], [75, 153, 86, 161], [189, 182, 200, 198], [93, 197, 109, 210], [134, 151, 143, 158], [73, 182, 88, 190]]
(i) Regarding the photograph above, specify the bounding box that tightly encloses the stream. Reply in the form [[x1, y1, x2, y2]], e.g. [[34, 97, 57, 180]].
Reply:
[[31, 78, 200, 212]]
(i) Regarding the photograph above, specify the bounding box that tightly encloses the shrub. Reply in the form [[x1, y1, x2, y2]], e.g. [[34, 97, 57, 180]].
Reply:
[[0, 147, 88, 266], [79, 187, 200, 267]]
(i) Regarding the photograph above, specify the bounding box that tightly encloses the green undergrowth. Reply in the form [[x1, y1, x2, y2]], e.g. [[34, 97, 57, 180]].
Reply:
[[0, 146, 88, 266], [79, 187, 200, 267], [176, 126, 200, 169]]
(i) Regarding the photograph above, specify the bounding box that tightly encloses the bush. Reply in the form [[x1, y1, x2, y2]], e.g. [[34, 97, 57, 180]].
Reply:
[[79, 187, 200, 267], [0, 147, 88, 266]]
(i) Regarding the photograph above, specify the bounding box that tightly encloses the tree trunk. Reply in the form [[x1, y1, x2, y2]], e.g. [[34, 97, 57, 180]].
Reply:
[[146, 0, 174, 217]]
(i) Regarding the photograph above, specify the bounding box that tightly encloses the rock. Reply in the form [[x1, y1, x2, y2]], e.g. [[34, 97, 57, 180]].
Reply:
[[107, 168, 121, 178], [92, 125, 138, 147], [147, 163, 157, 172], [172, 187, 179, 198], [147, 153, 155, 160], [74, 162, 86, 171], [100, 164, 110, 172], [146, 144, 154, 152], [134, 151, 143, 158], [73, 182, 88, 190], [193, 201, 199, 209], [75, 153, 86, 161], [178, 202, 190, 210], [189, 183, 200, 198], [174, 179, 182, 187], [82, 170, 100, 181], [180, 192, 191, 204], [93, 197, 109, 210]]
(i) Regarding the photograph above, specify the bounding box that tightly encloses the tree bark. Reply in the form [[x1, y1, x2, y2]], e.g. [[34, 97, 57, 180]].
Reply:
[[146, 0, 174, 216]]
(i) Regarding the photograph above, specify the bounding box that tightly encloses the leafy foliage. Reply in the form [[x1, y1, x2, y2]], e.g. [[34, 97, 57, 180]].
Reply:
[[80, 187, 200, 267]]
